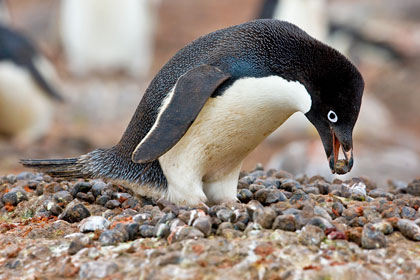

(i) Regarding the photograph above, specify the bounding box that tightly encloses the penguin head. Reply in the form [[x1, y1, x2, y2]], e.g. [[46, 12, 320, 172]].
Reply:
[[303, 52, 364, 174]]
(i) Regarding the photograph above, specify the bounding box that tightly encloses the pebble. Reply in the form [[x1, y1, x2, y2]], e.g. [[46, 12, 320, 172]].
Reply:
[[361, 223, 387, 249], [79, 261, 119, 279], [79, 216, 111, 232], [193, 215, 212, 236], [59, 203, 91, 223], [397, 219, 420, 241], [91, 180, 107, 197], [298, 225, 326, 246], [372, 221, 394, 235], [289, 190, 309, 205], [272, 214, 296, 231], [237, 189, 253, 203], [96, 195, 110, 206], [105, 199, 121, 209], [170, 226, 204, 242], [70, 182, 92, 197], [53, 191, 73, 205], [253, 207, 276, 229], [68, 235, 91, 255], [139, 225, 155, 238], [216, 209, 235, 222], [307, 216, 335, 231], [407, 180, 420, 196], [154, 223, 170, 238], [368, 189, 395, 200], [401, 206, 417, 219], [2, 187, 28, 206]]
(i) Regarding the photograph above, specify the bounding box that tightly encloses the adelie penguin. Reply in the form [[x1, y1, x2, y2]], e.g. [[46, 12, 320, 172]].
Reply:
[[22, 19, 364, 206]]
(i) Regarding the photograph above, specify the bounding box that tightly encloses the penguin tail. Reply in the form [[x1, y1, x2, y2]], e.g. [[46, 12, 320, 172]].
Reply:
[[20, 157, 89, 178]]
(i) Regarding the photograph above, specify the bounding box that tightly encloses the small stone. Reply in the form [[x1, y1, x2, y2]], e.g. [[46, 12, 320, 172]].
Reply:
[[70, 182, 92, 197], [170, 226, 204, 242], [6, 175, 16, 184], [16, 172, 36, 181], [331, 202, 344, 218], [272, 214, 296, 231], [53, 191, 73, 205], [68, 236, 90, 255], [361, 223, 387, 249], [372, 221, 394, 235], [342, 207, 363, 220], [397, 219, 420, 241], [2, 187, 28, 205], [307, 216, 335, 231], [50, 204, 63, 216], [59, 204, 91, 223], [126, 223, 140, 240], [345, 227, 363, 246], [368, 189, 394, 201], [253, 207, 276, 229], [314, 206, 332, 221], [91, 180, 107, 197], [96, 195, 110, 206], [216, 222, 234, 235], [237, 189, 253, 203], [133, 213, 151, 224], [349, 216, 368, 227], [193, 215, 212, 236], [381, 207, 401, 219], [274, 170, 293, 179], [76, 192, 95, 203], [249, 184, 264, 193], [122, 197, 142, 211], [157, 212, 176, 225], [303, 186, 320, 195], [401, 206, 417, 219], [363, 207, 382, 223], [216, 209, 235, 222], [79, 216, 111, 232], [36, 184, 44, 196], [289, 190, 309, 205], [79, 261, 119, 279], [99, 229, 126, 245], [407, 179, 420, 196], [105, 199, 121, 209], [139, 225, 155, 238], [246, 200, 264, 217], [155, 223, 170, 238], [220, 228, 242, 239], [298, 225, 326, 246]]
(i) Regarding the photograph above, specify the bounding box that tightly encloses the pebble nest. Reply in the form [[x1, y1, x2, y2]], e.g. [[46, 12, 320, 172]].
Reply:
[[1, 167, 420, 279]]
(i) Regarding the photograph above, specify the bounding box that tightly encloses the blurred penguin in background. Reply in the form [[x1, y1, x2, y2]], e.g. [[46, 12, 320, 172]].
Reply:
[[60, 0, 159, 78], [0, 3, 62, 147]]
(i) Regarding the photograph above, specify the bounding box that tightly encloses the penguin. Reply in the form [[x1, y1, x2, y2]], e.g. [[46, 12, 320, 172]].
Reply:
[[59, 0, 158, 77], [0, 23, 62, 145], [22, 20, 364, 206]]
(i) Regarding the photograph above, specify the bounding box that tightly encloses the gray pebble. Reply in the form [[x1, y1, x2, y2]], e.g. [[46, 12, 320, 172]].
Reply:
[[307, 216, 335, 231], [59, 203, 91, 223], [91, 180, 107, 197], [155, 223, 170, 238], [272, 214, 296, 231], [361, 223, 387, 249], [105, 199, 121, 209], [407, 179, 420, 196], [96, 195, 110, 206], [237, 189, 253, 203], [70, 181, 92, 197], [401, 206, 417, 219], [139, 225, 155, 238], [397, 219, 420, 241], [2, 187, 28, 206], [289, 190, 309, 204], [372, 221, 393, 235], [216, 209, 235, 222], [53, 191, 73, 204], [79, 261, 119, 279], [193, 215, 212, 236], [171, 226, 204, 242], [79, 216, 111, 232], [298, 225, 326, 246], [253, 207, 276, 229]]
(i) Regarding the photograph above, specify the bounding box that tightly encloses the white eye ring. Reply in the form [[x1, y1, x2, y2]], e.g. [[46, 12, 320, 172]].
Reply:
[[327, 110, 338, 123]]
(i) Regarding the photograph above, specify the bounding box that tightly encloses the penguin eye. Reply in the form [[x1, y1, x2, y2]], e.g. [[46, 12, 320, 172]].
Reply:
[[327, 110, 338, 123]]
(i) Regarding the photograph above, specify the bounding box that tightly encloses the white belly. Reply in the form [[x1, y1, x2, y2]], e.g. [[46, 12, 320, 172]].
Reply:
[[159, 75, 311, 183]]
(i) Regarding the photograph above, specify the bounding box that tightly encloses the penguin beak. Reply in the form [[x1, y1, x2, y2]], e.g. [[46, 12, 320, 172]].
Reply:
[[328, 129, 353, 175]]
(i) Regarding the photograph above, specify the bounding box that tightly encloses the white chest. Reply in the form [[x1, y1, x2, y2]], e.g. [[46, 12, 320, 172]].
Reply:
[[159, 75, 311, 182]]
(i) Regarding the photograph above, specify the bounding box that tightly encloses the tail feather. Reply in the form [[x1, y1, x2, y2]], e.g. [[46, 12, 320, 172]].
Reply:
[[20, 157, 88, 178]]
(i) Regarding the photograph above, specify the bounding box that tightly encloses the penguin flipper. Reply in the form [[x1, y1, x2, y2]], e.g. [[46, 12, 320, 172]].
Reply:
[[132, 64, 231, 163]]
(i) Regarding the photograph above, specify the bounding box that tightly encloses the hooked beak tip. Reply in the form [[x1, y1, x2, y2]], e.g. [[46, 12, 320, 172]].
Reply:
[[329, 130, 354, 175]]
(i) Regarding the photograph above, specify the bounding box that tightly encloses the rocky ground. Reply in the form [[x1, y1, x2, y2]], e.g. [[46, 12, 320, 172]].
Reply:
[[1, 167, 420, 279]]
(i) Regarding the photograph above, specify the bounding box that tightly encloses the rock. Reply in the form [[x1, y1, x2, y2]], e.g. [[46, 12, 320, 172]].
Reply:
[[331, 202, 344, 218], [272, 214, 296, 231], [345, 227, 363, 246], [401, 206, 417, 219], [253, 207, 277, 229], [96, 195, 110, 206], [79, 261, 119, 279], [68, 235, 90, 255], [121, 197, 142, 211], [343, 207, 363, 220], [193, 215, 212, 236], [139, 225, 155, 238], [307, 216, 335, 231], [289, 190, 309, 205], [154, 223, 170, 238], [363, 207, 382, 223], [349, 216, 368, 227], [298, 225, 326, 246], [2, 187, 28, 205], [216, 209, 235, 222], [99, 225, 129, 245], [368, 189, 395, 200], [79, 216, 111, 232], [53, 191, 73, 205], [372, 221, 394, 235], [156, 212, 176, 225], [216, 222, 234, 235], [237, 189, 253, 203], [314, 206, 332, 221], [407, 179, 420, 196], [16, 172, 36, 181], [133, 213, 151, 224], [397, 219, 420, 241], [59, 203, 91, 223], [76, 192, 95, 203], [382, 206, 401, 219], [219, 228, 242, 239], [249, 184, 264, 193], [91, 180, 107, 197], [170, 226, 204, 242], [70, 182, 92, 197], [246, 200, 264, 217], [303, 186, 320, 195], [105, 199, 121, 209], [361, 223, 387, 249]]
